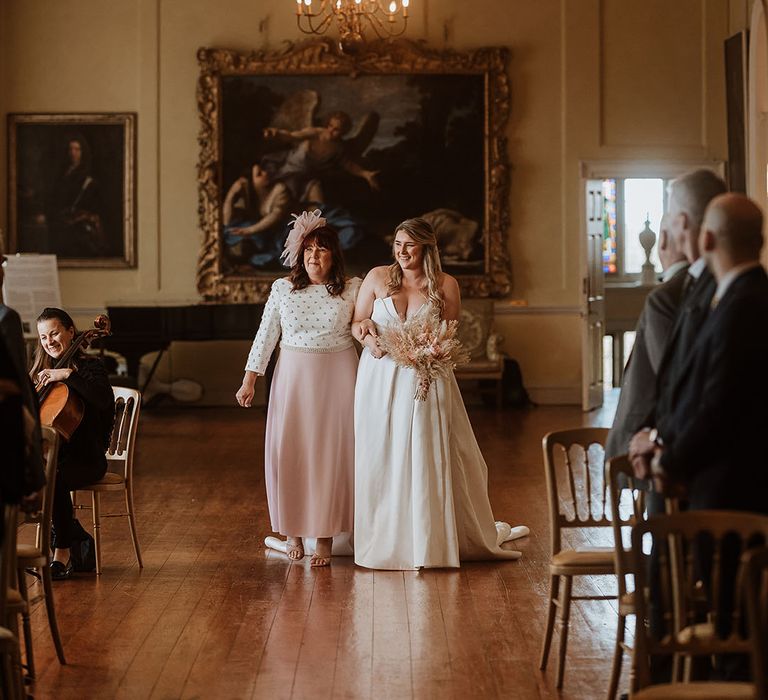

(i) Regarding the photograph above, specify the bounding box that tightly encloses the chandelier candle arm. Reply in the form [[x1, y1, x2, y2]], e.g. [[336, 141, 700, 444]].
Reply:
[[293, 0, 410, 46]]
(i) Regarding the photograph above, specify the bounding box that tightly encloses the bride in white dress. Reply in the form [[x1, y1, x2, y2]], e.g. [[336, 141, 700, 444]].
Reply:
[[352, 217, 528, 570]]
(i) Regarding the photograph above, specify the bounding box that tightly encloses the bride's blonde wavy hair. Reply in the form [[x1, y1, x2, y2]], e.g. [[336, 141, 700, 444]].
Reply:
[[386, 217, 444, 314]]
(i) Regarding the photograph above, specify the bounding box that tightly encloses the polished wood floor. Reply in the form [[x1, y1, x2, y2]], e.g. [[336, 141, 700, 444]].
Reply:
[[22, 397, 622, 699]]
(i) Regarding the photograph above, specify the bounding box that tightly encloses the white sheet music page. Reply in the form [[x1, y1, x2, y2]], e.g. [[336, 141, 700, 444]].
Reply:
[[1, 254, 62, 336]]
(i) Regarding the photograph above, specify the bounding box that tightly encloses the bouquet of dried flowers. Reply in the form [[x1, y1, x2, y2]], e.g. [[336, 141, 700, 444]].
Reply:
[[377, 312, 470, 401]]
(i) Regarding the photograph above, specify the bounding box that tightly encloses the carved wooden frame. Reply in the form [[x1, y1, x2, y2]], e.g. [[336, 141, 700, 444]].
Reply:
[[7, 112, 137, 268], [196, 39, 512, 302]]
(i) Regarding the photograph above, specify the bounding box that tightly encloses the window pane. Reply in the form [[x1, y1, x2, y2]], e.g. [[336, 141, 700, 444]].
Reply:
[[623, 331, 636, 367], [623, 178, 664, 274], [602, 179, 617, 274]]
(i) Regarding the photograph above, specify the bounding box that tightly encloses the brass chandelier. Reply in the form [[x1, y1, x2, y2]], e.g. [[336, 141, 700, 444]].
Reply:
[[295, 0, 410, 53]]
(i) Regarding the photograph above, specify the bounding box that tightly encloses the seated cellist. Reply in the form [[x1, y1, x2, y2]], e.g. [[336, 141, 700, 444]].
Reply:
[[30, 307, 114, 580]]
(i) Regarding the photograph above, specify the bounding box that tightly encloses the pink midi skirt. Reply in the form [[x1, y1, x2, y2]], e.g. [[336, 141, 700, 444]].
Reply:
[[264, 345, 357, 538]]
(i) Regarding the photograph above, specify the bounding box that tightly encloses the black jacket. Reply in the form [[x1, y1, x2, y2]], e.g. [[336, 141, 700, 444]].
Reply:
[[658, 266, 768, 512], [0, 304, 45, 502], [59, 356, 114, 485], [652, 266, 717, 427], [606, 265, 688, 459]]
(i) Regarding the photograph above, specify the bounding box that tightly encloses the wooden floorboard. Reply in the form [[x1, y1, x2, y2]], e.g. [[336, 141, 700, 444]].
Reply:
[[21, 398, 625, 699]]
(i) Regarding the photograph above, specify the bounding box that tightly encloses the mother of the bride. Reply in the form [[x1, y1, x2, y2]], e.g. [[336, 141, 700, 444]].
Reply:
[[236, 211, 360, 567]]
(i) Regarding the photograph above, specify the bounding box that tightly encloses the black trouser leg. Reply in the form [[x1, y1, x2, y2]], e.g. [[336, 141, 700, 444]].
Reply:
[[51, 471, 75, 550]]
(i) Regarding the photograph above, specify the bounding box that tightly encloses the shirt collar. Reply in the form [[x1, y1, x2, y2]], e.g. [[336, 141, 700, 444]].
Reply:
[[661, 260, 688, 283], [713, 261, 762, 304], [688, 257, 707, 279]]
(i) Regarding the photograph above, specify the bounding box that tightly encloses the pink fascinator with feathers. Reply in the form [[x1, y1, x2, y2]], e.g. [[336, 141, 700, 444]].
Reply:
[[281, 209, 327, 268]]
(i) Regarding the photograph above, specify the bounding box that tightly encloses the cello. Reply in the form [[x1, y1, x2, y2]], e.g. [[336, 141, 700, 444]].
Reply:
[[35, 315, 111, 440]]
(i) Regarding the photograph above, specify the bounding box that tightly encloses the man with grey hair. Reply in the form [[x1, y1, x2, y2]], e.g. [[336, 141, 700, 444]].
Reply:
[[629, 168, 726, 471]]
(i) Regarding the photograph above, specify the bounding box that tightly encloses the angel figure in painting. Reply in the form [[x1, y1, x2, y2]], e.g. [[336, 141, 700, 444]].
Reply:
[[262, 90, 380, 205]]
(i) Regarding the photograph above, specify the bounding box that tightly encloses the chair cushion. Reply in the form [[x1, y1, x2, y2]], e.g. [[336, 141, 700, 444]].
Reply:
[[551, 547, 615, 567], [85, 472, 125, 488], [455, 360, 503, 375], [633, 682, 754, 699], [16, 544, 43, 561]]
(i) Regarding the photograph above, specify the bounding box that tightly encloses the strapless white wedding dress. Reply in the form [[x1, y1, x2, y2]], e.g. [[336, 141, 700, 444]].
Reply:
[[353, 298, 528, 570]]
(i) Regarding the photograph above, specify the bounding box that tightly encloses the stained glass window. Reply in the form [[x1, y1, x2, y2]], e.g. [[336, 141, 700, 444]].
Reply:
[[602, 179, 617, 274], [602, 177, 666, 277]]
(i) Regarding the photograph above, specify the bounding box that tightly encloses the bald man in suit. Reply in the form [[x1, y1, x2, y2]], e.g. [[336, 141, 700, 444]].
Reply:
[[647, 194, 768, 512]]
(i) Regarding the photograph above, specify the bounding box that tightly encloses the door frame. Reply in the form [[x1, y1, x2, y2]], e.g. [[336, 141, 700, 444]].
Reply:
[[578, 160, 725, 411]]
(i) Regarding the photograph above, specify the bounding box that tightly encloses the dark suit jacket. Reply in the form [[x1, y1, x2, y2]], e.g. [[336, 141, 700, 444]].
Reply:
[[0, 304, 45, 502], [652, 266, 717, 427], [658, 266, 768, 512], [605, 265, 689, 459]]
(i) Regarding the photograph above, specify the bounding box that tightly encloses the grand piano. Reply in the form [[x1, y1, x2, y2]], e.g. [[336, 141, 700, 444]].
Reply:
[[103, 304, 265, 390]]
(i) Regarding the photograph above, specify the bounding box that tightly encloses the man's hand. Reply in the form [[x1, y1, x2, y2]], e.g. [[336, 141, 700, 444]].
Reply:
[[629, 429, 656, 479], [631, 454, 652, 479], [629, 429, 655, 460]]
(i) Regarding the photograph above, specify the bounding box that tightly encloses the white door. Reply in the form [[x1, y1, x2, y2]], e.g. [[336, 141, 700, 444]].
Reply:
[[582, 179, 605, 410]]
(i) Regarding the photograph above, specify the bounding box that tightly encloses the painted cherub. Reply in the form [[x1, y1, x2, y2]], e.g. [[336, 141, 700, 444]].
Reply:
[[263, 92, 380, 204]]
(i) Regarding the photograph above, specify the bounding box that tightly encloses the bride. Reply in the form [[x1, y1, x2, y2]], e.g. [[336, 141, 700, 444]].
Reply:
[[352, 217, 528, 570]]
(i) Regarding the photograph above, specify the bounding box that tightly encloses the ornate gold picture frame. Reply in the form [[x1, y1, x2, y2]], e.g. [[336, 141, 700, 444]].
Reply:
[[8, 113, 136, 268], [197, 39, 511, 303]]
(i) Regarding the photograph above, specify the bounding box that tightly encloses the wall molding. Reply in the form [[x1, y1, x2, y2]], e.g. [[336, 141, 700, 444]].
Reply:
[[493, 304, 581, 316], [579, 159, 726, 180]]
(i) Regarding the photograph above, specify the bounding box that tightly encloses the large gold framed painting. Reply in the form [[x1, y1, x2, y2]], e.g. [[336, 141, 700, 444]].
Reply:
[[196, 39, 512, 303]]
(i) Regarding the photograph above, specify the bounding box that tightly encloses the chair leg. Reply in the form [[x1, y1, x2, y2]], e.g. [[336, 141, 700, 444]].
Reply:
[[683, 654, 692, 682], [555, 575, 573, 689], [16, 571, 34, 680], [606, 612, 625, 700], [125, 482, 143, 569], [41, 565, 66, 664], [92, 491, 102, 575], [539, 574, 560, 670], [2, 639, 23, 700], [2, 650, 17, 700]]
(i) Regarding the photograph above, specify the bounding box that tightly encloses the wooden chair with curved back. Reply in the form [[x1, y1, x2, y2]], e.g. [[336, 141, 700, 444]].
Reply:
[[74, 387, 143, 575], [742, 546, 768, 699], [605, 456, 647, 699], [0, 504, 24, 700], [630, 511, 768, 699], [539, 427, 615, 689], [16, 424, 66, 679]]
